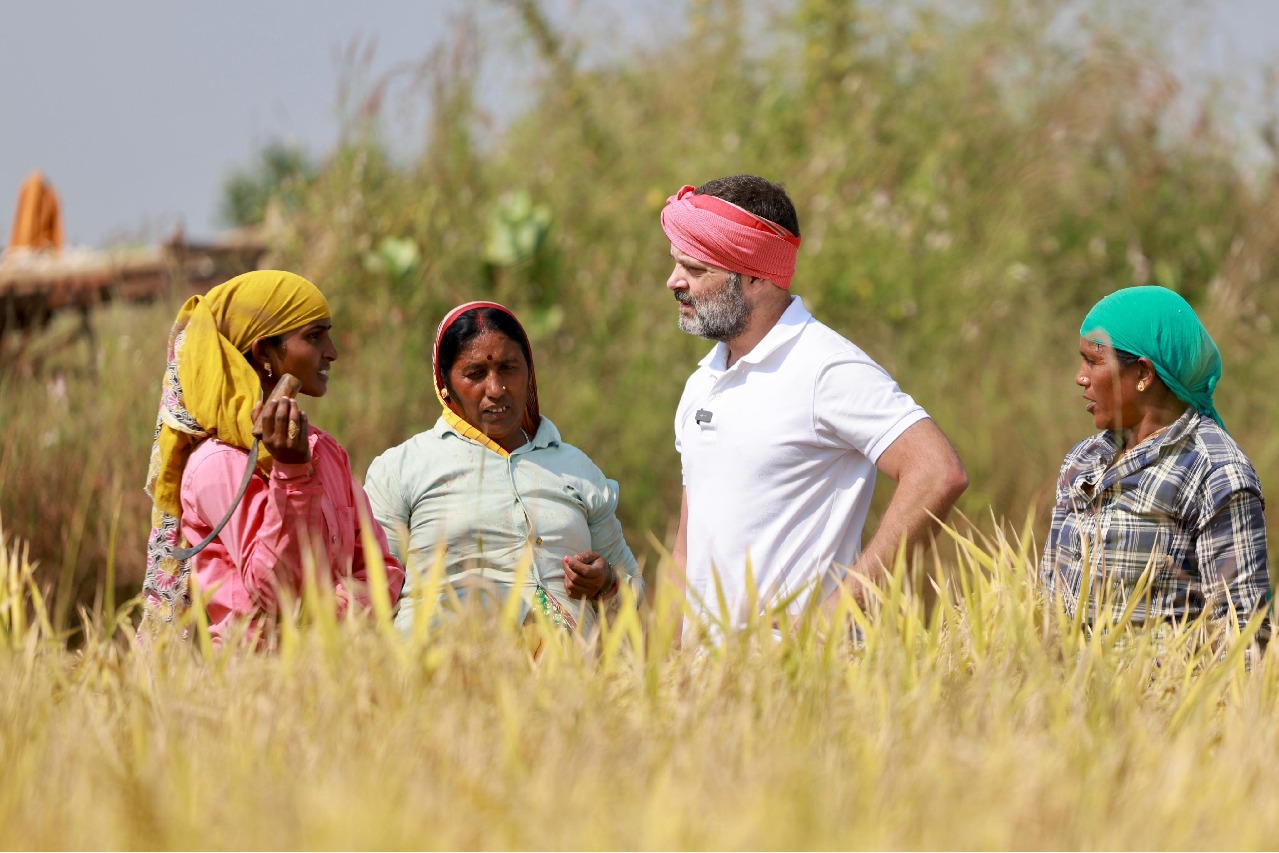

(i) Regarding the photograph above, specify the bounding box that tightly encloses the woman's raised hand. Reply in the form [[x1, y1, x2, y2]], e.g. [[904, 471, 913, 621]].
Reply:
[[252, 396, 311, 464]]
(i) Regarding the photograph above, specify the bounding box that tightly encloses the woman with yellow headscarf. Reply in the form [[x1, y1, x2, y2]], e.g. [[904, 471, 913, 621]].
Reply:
[[142, 270, 404, 646]]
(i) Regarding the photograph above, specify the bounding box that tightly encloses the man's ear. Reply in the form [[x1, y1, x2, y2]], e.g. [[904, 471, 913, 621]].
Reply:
[[745, 274, 787, 300]]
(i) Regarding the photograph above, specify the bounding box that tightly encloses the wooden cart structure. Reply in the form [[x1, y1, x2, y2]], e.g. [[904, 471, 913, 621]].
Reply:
[[0, 228, 268, 367]]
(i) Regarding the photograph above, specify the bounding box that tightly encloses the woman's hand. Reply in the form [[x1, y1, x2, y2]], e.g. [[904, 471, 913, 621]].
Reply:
[[252, 397, 311, 465], [563, 550, 613, 599]]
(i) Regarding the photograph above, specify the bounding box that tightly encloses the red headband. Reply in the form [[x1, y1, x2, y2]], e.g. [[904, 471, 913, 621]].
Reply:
[[660, 185, 801, 289]]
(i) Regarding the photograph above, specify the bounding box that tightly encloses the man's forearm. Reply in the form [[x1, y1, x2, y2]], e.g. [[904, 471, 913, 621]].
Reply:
[[852, 487, 951, 586], [841, 465, 967, 599]]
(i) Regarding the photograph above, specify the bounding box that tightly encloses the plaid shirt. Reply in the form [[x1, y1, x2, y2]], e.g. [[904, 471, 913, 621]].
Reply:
[[1040, 409, 1269, 630]]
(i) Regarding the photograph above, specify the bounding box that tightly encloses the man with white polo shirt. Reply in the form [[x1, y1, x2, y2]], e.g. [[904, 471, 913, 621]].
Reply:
[[661, 174, 968, 633]]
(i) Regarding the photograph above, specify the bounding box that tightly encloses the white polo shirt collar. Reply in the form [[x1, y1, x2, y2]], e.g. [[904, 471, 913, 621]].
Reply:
[[698, 295, 812, 372]]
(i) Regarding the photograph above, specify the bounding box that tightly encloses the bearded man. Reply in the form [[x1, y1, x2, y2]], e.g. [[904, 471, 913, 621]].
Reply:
[[662, 175, 968, 634]]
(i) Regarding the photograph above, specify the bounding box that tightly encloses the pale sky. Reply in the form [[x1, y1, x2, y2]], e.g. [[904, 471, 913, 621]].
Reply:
[[1, 0, 1275, 248]]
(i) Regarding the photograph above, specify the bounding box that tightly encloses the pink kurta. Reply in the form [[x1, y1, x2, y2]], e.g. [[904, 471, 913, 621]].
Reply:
[[180, 427, 403, 646]]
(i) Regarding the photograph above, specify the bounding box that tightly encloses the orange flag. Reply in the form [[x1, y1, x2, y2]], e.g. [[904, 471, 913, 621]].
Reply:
[[9, 170, 64, 251]]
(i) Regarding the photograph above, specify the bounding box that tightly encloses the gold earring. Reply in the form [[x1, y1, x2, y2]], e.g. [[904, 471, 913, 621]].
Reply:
[[1137, 381, 1146, 392], [264, 362, 273, 379], [440, 387, 449, 399]]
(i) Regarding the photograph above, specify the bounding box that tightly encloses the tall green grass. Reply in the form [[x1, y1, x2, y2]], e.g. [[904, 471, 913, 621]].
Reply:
[[5, 0, 1277, 620], [257, 0, 1279, 543]]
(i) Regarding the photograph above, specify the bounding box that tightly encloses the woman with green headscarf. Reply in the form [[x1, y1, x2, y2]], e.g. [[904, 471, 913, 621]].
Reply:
[[1039, 286, 1269, 637], [141, 270, 404, 647]]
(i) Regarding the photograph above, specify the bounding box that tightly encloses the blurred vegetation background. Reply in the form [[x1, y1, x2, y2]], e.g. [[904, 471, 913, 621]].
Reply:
[[4, 0, 1279, 632]]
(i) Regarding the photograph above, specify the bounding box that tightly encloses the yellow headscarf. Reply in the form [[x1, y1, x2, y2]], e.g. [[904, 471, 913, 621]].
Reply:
[[141, 270, 329, 627], [147, 270, 331, 516]]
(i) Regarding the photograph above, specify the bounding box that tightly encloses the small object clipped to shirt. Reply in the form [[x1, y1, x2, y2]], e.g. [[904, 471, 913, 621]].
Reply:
[[695, 409, 713, 426]]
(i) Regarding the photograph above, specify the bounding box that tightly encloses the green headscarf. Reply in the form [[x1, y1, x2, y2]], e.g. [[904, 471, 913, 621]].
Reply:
[[1080, 285, 1224, 429]]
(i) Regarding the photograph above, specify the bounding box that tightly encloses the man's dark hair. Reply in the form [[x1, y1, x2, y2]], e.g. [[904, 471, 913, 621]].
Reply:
[[695, 175, 800, 237]]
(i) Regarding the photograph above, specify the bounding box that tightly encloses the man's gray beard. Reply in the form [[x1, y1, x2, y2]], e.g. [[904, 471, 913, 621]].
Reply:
[[678, 272, 752, 341]]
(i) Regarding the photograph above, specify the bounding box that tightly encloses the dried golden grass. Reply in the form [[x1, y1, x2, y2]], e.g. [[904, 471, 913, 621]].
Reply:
[[3, 515, 1277, 850]]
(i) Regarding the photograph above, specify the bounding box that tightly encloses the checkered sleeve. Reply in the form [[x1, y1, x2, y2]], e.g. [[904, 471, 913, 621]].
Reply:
[[1195, 462, 1270, 631]]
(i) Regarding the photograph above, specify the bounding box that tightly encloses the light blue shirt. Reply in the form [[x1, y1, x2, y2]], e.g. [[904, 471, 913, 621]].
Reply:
[[365, 415, 642, 632]]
